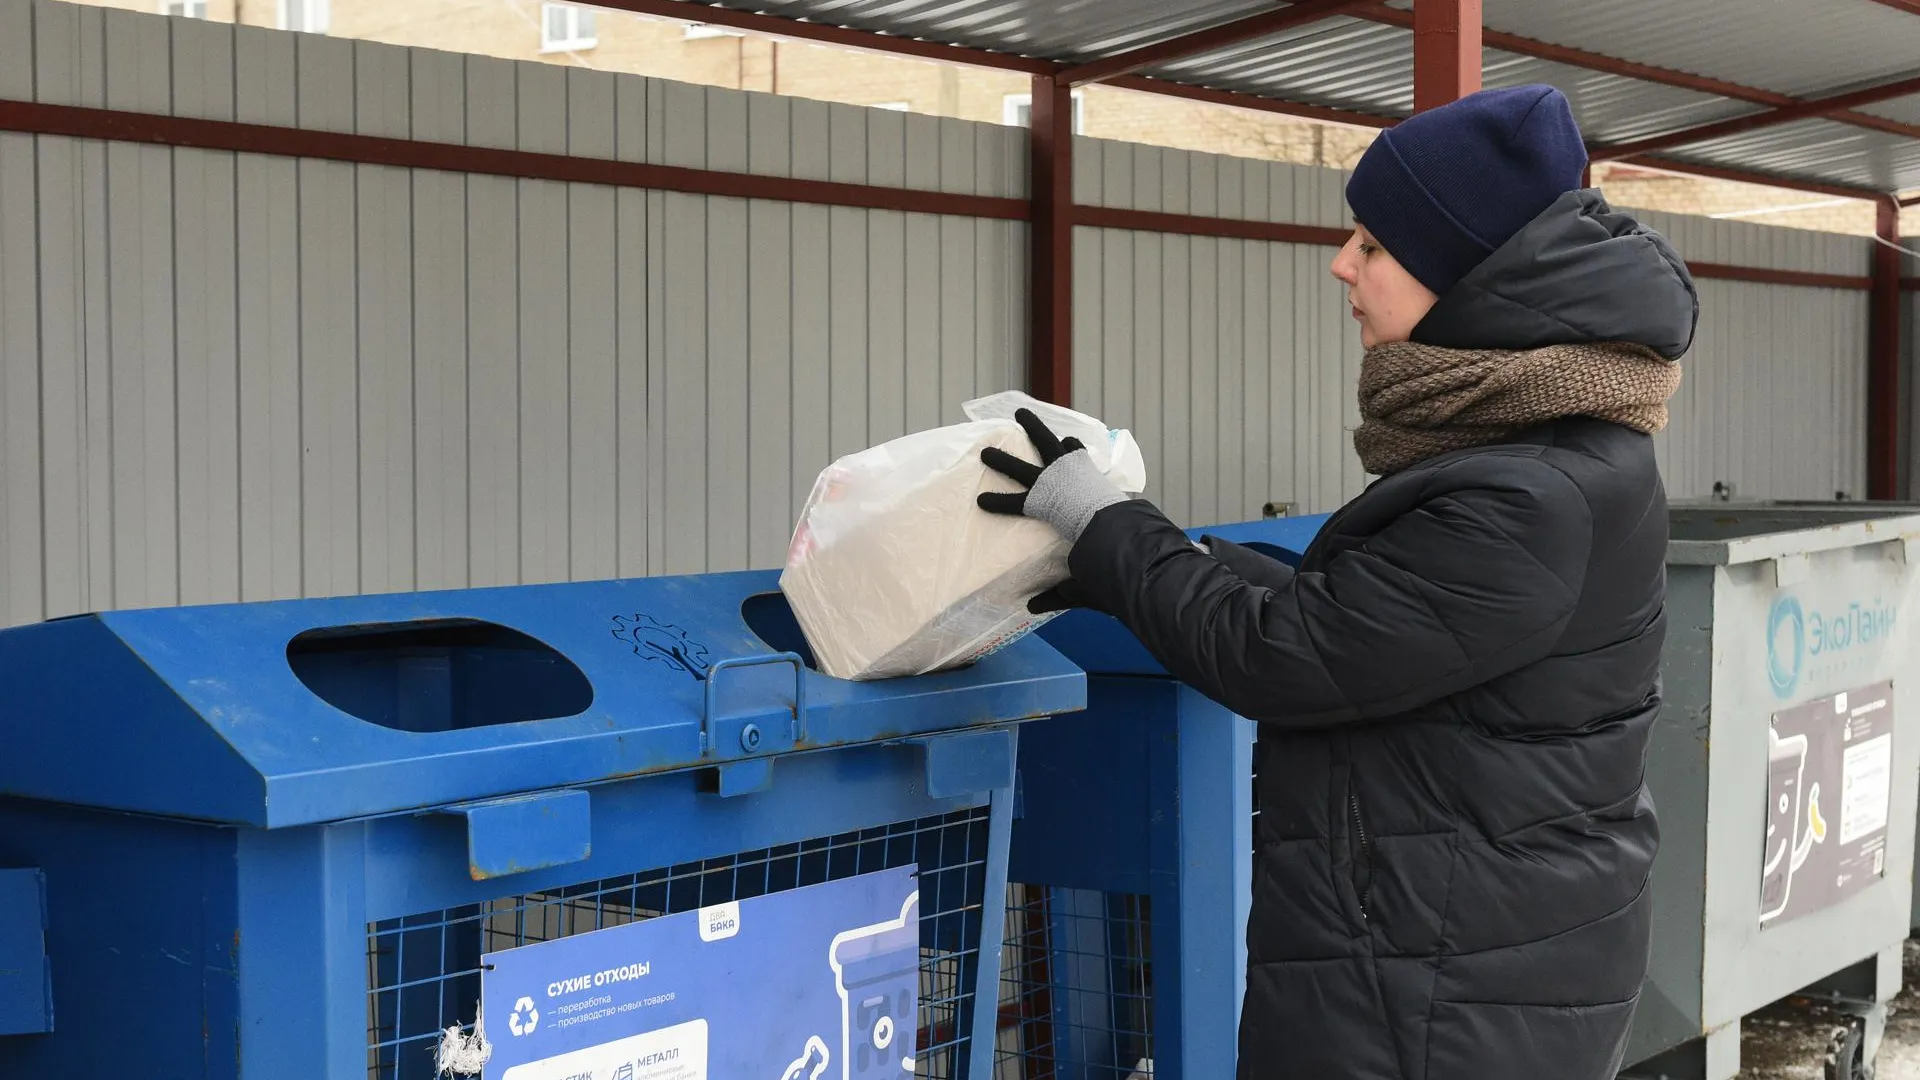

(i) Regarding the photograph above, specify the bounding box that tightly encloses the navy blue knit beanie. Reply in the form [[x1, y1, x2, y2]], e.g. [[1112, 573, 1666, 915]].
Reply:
[[1346, 84, 1588, 297]]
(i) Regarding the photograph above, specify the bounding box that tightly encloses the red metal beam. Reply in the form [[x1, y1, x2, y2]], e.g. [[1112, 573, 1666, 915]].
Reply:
[[2, 102, 1889, 318], [1863, 0, 1920, 15], [1057, 0, 1378, 87], [1902, 193, 1920, 207], [1075, 206, 1351, 246], [1870, 197, 1903, 498], [0, 99, 1032, 220], [1355, 3, 1920, 142], [1412, 0, 1482, 112], [1029, 77, 1076, 406], [1104, 74, 1397, 129], [1686, 264, 1872, 290], [588, 0, 1053, 74], [1075, 207, 1875, 292], [1592, 74, 1920, 163]]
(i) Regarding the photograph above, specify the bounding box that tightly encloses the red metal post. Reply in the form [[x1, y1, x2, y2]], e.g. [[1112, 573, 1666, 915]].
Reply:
[[1412, 0, 1482, 112], [1028, 76, 1075, 406], [1870, 196, 1904, 499]]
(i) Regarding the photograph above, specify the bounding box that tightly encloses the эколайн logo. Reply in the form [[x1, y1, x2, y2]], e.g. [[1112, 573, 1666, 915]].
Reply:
[[1767, 595, 1805, 699], [1766, 591, 1897, 700]]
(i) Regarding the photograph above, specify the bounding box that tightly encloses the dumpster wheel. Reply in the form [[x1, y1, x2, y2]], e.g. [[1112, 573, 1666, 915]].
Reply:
[[1826, 1017, 1873, 1080]]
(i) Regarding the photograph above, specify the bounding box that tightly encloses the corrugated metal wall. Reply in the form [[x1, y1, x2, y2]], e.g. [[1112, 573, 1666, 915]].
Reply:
[[0, 0, 1027, 625], [1070, 138, 1364, 525], [1627, 207, 1873, 502], [0, 0, 1889, 628], [1072, 135, 1878, 515]]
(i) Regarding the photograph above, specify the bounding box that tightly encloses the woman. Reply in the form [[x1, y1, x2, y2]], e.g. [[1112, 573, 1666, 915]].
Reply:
[[979, 85, 1696, 1080]]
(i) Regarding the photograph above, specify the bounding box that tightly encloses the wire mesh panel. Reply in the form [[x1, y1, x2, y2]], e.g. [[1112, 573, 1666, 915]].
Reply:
[[366, 806, 994, 1080], [994, 884, 1154, 1080]]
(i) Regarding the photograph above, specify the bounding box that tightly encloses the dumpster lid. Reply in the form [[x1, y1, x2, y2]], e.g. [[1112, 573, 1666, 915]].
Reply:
[[1667, 507, 1920, 566], [0, 572, 1084, 828]]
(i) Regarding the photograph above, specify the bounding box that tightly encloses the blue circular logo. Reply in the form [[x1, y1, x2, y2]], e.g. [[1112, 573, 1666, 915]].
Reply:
[[1766, 595, 1804, 699]]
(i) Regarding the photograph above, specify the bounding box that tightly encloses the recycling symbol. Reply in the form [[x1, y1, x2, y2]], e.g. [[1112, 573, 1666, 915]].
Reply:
[[508, 996, 540, 1037]]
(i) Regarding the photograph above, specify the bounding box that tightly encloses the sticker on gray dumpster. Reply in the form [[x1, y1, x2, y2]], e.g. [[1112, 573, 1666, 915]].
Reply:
[[1760, 680, 1894, 928]]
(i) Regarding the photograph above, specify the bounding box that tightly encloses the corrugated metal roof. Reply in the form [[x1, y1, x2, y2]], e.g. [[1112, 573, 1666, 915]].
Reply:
[[737, 0, 1271, 60], [701, 0, 1920, 194], [1663, 118, 1920, 193], [1478, 0, 1920, 100], [1863, 96, 1920, 127]]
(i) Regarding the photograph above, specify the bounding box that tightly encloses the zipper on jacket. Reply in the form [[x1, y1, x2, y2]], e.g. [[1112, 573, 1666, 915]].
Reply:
[[1348, 792, 1374, 922]]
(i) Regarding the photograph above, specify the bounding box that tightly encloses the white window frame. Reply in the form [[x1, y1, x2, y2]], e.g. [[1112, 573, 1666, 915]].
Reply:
[[683, 22, 742, 40], [163, 0, 209, 18], [1003, 90, 1085, 134], [542, 3, 599, 52], [278, 0, 328, 34]]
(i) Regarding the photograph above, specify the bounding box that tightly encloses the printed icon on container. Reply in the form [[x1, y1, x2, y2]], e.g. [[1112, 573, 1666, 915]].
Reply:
[[1760, 726, 1828, 923], [830, 890, 921, 1078], [507, 996, 540, 1037], [779, 1034, 831, 1080]]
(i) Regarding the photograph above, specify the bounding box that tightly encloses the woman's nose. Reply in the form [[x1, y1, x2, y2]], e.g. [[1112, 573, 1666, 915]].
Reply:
[[1330, 251, 1357, 286]]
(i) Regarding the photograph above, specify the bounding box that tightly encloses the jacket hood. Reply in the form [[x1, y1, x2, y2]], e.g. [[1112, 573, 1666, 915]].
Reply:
[[1411, 188, 1699, 360]]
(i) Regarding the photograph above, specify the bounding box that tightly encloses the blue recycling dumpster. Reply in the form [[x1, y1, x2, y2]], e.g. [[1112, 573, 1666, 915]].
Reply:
[[997, 515, 1329, 1080], [0, 571, 1084, 1080]]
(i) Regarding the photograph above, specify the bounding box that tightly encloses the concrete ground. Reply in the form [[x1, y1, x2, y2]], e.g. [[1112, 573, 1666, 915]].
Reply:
[[1736, 940, 1920, 1079]]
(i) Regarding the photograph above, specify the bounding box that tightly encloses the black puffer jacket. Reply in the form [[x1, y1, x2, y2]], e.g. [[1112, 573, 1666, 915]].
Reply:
[[1068, 190, 1698, 1080]]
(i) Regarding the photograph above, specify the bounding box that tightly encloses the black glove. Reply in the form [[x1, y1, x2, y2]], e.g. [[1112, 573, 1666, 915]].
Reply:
[[977, 409, 1128, 542]]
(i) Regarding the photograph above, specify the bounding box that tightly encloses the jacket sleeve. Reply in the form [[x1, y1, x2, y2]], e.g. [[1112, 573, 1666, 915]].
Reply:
[[1066, 455, 1594, 727]]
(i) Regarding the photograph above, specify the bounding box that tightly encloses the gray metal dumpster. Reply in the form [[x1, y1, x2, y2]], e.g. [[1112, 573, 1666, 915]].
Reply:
[[1623, 506, 1920, 1080], [1672, 497, 1920, 941]]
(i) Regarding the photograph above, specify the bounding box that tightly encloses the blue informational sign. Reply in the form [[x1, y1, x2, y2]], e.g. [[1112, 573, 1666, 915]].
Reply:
[[481, 866, 921, 1080]]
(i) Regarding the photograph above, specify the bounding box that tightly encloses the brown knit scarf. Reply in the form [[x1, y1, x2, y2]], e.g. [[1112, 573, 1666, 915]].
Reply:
[[1352, 340, 1683, 475]]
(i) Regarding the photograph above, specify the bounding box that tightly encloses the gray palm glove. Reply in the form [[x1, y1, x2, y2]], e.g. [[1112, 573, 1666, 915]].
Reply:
[[977, 408, 1129, 542]]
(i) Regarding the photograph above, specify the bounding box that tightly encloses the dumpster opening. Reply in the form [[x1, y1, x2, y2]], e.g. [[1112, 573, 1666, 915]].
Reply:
[[741, 592, 822, 671], [289, 619, 594, 732]]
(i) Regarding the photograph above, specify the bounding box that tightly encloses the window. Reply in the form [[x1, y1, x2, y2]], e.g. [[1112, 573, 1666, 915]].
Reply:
[[163, 0, 208, 17], [542, 4, 599, 51], [873, 102, 911, 112], [1003, 91, 1085, 134], [683, 22, 742, 40], [279, 0, 328, 33]]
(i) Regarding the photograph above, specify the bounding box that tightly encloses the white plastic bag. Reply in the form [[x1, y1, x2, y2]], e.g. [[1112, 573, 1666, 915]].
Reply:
[[779, 391, 1148, 681]]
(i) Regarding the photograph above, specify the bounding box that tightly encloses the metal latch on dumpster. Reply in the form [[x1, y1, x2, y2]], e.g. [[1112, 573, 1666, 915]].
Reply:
[[700, 653, 806, 798]]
